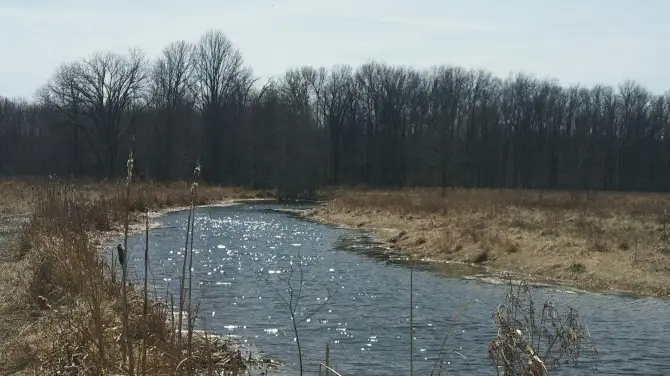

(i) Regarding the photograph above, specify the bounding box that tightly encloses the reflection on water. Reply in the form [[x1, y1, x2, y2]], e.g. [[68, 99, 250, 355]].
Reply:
[[111, 204, 670, 376]]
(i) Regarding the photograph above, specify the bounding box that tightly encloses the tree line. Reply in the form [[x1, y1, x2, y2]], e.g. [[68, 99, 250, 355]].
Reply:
[[1, 29, 669, 196]]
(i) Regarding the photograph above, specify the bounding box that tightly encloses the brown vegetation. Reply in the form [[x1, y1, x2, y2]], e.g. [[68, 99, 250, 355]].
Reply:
[[0, 178, 273, 217], [0, 179, 34, 215], [0, 179, 601, 375], [488, 281, 598, 375], [309, 188, 670, 297], [0, 179, 273, 375]]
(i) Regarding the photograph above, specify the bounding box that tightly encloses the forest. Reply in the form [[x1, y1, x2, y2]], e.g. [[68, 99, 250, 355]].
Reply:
[[1, 29, 668, 197]]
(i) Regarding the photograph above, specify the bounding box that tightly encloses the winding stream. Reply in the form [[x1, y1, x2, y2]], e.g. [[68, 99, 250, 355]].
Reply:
[[113, 203, 669, 375]]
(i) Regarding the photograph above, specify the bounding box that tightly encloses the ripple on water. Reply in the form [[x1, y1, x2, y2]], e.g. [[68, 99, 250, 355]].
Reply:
[[121, 204, 668, 376]]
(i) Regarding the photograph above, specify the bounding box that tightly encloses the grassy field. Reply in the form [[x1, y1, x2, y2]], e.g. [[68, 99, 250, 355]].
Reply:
[[309, 188, 670, 297], [0, 178, 274, 375]]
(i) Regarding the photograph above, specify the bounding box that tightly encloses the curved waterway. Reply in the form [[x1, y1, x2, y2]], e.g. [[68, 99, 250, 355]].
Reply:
[[114, 204, 669, 375]]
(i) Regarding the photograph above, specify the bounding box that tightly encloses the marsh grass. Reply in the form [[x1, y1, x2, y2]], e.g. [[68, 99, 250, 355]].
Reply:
[[311, 188, 670, 297], [0, 178, 272, 375]]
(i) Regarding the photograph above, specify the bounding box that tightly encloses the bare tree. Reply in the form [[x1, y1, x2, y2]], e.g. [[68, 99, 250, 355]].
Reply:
[[74, 48, 148, 176], [8, 28, 670, 193], [151, 41, 195, 109], [314, 65, 357, 185], [41, 63, 87, 176], [192, 29, 253, 183], [148, 41, 195, 180], [429, 66, 470, 189], [275, 67, 324, 198]]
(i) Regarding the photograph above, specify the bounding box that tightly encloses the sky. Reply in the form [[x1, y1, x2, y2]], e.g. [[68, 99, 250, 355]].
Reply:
[[1, 0, 669, 99]]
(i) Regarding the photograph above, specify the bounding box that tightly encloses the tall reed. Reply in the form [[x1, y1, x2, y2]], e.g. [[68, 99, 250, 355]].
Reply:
[[121, 151, 135, 374], [410, 265, 414, 376], [142, 208, 149, 375], [187, 162, 201, 370]]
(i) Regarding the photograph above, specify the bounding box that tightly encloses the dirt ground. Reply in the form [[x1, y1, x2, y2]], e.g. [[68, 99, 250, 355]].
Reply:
[[307, 188, 670, 297]]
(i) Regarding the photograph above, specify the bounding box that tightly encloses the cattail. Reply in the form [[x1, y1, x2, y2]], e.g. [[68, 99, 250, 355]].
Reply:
[[126, 151, 134, 185], [116, 244, 125, 267]]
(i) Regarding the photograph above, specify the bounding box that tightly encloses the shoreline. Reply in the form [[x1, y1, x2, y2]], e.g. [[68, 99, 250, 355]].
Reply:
[[293, 194, 670, 300], [301, 210, 605, 295], [95, 198, 280, 248], [0, 183, 282, 374], [173, 201, 669, 299], [98, 197, 670, 302], [252, 205, 614, 297]]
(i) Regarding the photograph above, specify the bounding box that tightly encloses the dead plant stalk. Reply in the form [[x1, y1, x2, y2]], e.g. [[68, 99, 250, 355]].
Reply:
[[122, 151, 136, 375]]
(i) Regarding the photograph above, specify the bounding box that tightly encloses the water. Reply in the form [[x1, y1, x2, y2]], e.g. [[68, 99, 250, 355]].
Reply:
[[114, 203, 670, 375]]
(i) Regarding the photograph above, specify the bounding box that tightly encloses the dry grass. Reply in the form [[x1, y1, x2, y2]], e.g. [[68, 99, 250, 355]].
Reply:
[[0, 178, 273, 215], [0, 178, 274, 375], [488, 281, 598, 375], [310, 188, 670, 297], [0, 179, 36, 215]]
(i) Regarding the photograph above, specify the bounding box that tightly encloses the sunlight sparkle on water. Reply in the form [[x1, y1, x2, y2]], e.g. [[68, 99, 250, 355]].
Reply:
[[264, 328, 279, 335]]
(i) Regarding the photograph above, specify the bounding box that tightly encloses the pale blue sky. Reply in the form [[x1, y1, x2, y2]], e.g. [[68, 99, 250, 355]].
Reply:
[[1, 0, 668, 99]]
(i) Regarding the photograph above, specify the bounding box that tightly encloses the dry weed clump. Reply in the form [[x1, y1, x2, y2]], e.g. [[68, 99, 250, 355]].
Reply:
[[0, 179, 268, 375], [488, 281, 598, 376]]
